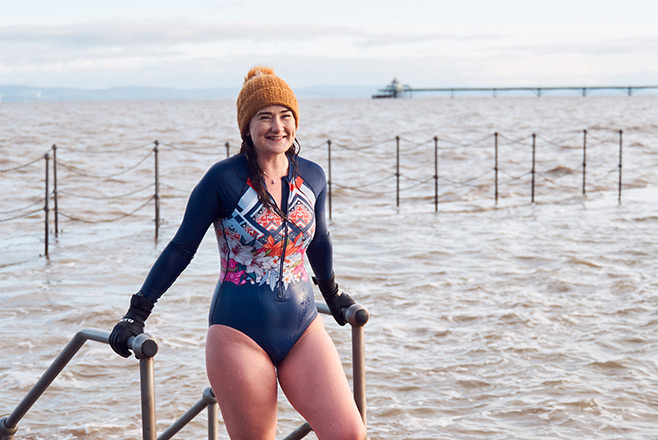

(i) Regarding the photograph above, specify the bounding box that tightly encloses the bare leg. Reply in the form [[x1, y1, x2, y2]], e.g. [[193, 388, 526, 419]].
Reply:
[[206, 324, 278, 440], [278, 316, 367, 440]]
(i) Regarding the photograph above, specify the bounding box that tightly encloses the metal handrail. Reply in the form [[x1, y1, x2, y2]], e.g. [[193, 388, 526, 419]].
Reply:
[[0, 329, 159, 440], [282, 302, 370, 440], [1, 301, 369, 440]]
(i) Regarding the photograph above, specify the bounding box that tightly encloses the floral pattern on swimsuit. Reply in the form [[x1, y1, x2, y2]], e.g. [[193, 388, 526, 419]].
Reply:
[[215, 175, 317, 291]]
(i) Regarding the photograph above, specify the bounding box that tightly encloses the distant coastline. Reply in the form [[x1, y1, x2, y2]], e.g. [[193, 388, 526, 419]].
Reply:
[[3, 83, 656, 103], [0, 85, 377, 103]]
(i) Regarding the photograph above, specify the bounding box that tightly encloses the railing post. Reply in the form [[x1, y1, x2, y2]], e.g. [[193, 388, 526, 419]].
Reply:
[[52, 144, 59, 238], [44, 152, 50, 259], [156, 387, 218, 440], [327, 140, 332, 220], [344, 304, 369, 426], [395, 136, 400, 208], [582, 130, 587, 196], [204, 388, 219, 440], [494, 132, 499, 205], [433, 136, 438, 212], [154, 141, 160, 242], [531, 133, 536, 204], [352, 325, 367, 424], [618, 129, 623, 204], [140, 358, 157, 440]]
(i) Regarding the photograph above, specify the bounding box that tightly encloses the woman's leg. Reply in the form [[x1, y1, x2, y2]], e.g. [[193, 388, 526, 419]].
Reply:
[[277, 316, 367, 440], [206, 324, 278, 440]]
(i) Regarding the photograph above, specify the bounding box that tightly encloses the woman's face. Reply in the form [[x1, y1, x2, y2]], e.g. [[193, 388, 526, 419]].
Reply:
[[247, 104, 296, 158]]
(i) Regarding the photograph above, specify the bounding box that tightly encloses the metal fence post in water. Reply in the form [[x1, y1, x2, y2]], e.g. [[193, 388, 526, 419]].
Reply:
[[154, 141, 161, 242], [531, 133, 536, 203], [44, 152, 50, 259], [494, 132, 499, 205], [395, 136, 400, 208], [433, 136, 438, 212], [582, 130, 587, 196], [618, 129, 623, 204], [52, 144, 59, 238], [327, 140, 332, 220]]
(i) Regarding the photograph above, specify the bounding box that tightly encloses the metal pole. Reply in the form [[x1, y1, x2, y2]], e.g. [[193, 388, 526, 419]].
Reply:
[[433, 136, 438, 212], [494, 132, 499, 205], [582, 130, 587, 196], [531, 134, 536, 203], [52, 144, 59, 238], [1, 329, 117, 433], [352, 325, 367, 425], [282, 423, 312, 440], [1, 332, 85, 432], [1, 330, 158, 440], [44, 152, 50, 259], [618, 129, 623, 204], [395, 136, 400, 208], [205, 388, 219, 440], [140, 358, 157, 440], [153, 141, 160, 242], [327, 140, 332, 220], [157, 388, 217, 440]]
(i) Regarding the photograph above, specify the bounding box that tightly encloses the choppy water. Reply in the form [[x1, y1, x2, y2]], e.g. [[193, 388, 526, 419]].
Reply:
[[2, 95, 658, 439]]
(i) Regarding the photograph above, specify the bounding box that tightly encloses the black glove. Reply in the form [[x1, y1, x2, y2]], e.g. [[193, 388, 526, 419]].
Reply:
[[313, 273, 355, 326], [109, 293, 154, 358]]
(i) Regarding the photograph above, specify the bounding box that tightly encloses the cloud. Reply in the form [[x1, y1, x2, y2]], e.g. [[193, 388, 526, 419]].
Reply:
[[1, 17, 657, 89]]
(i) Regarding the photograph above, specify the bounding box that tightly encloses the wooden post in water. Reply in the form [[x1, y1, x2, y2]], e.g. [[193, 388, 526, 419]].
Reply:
[[327, 140, 333, 220], [531, 134, 536, 203], [433, 136, 438, 212], [582, 130, 587, 196], [44, 153, 50, 259], [225, 142, 230, 158], [494, 132, 499, 205], [52, 144, 59, 237], [395, 136, 400, 208], [153, 141, 160, 242], [618, 130, 623, 204]]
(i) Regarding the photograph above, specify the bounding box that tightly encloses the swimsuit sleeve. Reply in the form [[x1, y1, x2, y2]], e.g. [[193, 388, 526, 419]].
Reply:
[[138, 167, 222, 303], [305, 163, 334, 281]]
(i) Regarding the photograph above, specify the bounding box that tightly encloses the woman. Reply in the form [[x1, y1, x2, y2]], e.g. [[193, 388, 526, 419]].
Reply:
[[109, 66, 367, 440]]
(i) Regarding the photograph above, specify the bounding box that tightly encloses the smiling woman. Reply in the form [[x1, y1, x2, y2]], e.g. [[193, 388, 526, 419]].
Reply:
[[106, 66, 368, 439]]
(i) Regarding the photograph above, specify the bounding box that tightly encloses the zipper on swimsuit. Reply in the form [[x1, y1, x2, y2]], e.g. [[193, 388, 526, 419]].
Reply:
[[277, 221, 288, 301], [275, 177, 289, 301]]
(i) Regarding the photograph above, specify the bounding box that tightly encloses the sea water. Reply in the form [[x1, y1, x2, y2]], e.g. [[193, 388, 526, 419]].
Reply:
[[1, 95, 658, 439]]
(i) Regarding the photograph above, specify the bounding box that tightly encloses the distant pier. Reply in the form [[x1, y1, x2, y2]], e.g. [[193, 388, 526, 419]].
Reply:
[[372, 79, 658, 98]]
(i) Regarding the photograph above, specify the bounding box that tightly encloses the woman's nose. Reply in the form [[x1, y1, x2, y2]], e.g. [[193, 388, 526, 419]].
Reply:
[[270, 116, 284, 132]]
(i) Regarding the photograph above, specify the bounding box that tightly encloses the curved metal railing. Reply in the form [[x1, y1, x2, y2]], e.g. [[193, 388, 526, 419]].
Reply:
[[0, 302, 369, 440]]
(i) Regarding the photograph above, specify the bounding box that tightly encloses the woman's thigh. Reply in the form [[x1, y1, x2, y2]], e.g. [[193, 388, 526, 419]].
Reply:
[[205, 324, 278, 440], [277, 316, 366, 440]]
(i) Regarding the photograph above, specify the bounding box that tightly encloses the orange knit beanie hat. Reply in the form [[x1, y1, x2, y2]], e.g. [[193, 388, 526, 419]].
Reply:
[[236, 66, 299, 140]]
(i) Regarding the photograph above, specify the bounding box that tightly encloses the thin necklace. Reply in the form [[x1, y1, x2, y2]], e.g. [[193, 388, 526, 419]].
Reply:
[[262, 170, 277, 185]]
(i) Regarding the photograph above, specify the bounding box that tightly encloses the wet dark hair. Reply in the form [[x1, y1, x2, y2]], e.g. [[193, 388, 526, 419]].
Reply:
[[239, 136, 301, 217]]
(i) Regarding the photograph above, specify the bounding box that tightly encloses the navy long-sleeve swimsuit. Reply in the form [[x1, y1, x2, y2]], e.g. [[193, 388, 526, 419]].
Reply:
[[138, 153, 333, 364]]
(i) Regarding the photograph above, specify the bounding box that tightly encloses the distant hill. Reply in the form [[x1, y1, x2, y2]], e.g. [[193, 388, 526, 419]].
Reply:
[[0, 84, 376, 103]]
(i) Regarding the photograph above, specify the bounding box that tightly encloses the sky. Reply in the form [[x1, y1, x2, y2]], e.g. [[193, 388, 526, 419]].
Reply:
[[1, 0, 658, 91]]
